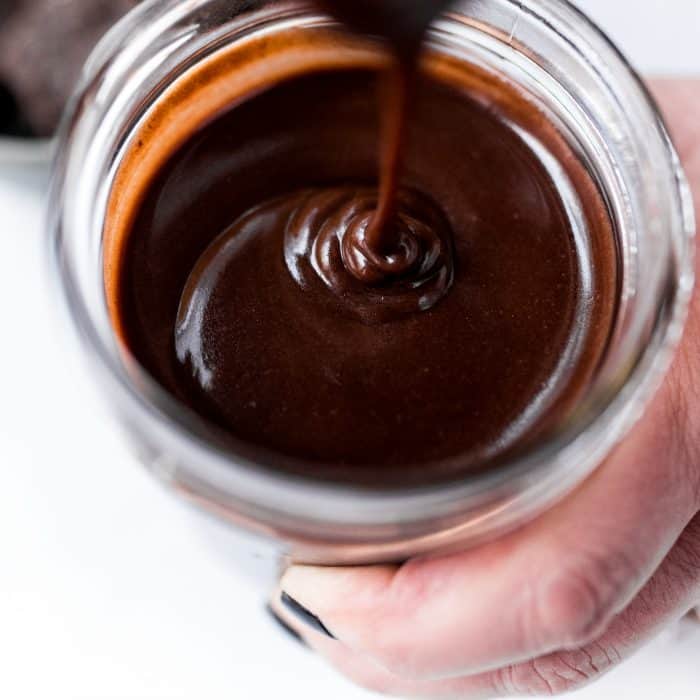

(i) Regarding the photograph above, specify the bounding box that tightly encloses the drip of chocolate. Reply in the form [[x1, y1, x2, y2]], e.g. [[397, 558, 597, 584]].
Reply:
[[300, 0, 457, 314]]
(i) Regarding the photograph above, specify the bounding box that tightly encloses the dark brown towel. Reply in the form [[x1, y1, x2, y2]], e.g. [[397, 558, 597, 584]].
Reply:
[[0, 0, 136, 137]]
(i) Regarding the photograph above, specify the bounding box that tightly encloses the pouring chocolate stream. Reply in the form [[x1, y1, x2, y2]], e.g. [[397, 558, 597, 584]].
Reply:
[[310, 0, 457, 298]]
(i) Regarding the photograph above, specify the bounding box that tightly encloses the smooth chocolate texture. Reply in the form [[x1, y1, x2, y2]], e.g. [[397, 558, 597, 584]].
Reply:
[[105, 28, 616, 485]]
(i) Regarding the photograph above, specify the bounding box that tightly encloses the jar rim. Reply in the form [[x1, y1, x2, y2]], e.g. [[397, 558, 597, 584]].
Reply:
[[47, 0, 695, 556]]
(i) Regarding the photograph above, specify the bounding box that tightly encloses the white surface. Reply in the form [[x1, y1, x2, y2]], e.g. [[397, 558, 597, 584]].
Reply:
[[578, 0, 700, 74], [1, 2, 699, 699]]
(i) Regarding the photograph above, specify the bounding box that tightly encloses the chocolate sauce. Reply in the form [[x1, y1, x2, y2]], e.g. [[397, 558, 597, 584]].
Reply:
[[106, 21, 616, 485], [106, 46, 614, 483]]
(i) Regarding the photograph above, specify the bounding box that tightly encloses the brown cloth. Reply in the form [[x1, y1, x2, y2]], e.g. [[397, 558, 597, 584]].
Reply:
[[0, 0, 136, 137]]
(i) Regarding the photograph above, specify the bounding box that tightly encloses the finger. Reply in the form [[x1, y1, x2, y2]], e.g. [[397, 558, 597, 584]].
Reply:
[[270, 590, 500, 699], [280, 391, 700, 680], [277, 517, 700, 698], [496, 514, 700, 697]]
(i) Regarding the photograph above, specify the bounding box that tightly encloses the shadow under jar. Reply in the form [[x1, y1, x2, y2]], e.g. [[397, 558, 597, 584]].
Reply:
[[48, 0, 694, 565]]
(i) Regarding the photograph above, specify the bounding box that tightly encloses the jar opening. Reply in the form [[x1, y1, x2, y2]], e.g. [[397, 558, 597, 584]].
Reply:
[[48, 0, 693, 554]]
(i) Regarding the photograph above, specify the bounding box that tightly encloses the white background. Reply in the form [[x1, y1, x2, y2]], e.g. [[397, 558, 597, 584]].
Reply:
[[1, 2, 699, 699]]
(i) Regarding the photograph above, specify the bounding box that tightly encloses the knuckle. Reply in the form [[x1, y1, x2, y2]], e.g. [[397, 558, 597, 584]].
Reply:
[[499, 658, 571, 696], [499, 644, 619, 697], [532, 552, 638, 648]]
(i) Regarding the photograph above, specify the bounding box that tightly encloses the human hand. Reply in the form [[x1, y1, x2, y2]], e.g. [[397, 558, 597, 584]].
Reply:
[[270, 80, 700, 698]]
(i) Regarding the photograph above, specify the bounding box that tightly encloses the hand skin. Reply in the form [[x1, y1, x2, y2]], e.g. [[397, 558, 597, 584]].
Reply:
[[271, 80, 700, 698]]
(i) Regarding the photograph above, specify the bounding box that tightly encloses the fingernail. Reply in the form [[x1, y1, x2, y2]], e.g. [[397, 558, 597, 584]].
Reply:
[[266, 604, 308, 648], [280, 591, 336, 639]]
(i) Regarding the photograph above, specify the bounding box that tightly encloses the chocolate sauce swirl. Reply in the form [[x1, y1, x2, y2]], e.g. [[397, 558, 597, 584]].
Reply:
[[283, 186, 454, 322]]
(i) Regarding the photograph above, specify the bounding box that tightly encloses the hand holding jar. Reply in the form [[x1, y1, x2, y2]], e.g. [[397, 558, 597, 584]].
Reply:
[[272, 81, 700, 695]]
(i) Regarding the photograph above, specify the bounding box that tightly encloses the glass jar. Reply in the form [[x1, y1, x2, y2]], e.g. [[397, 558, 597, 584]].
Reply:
[[47, 0, 695, 565]]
